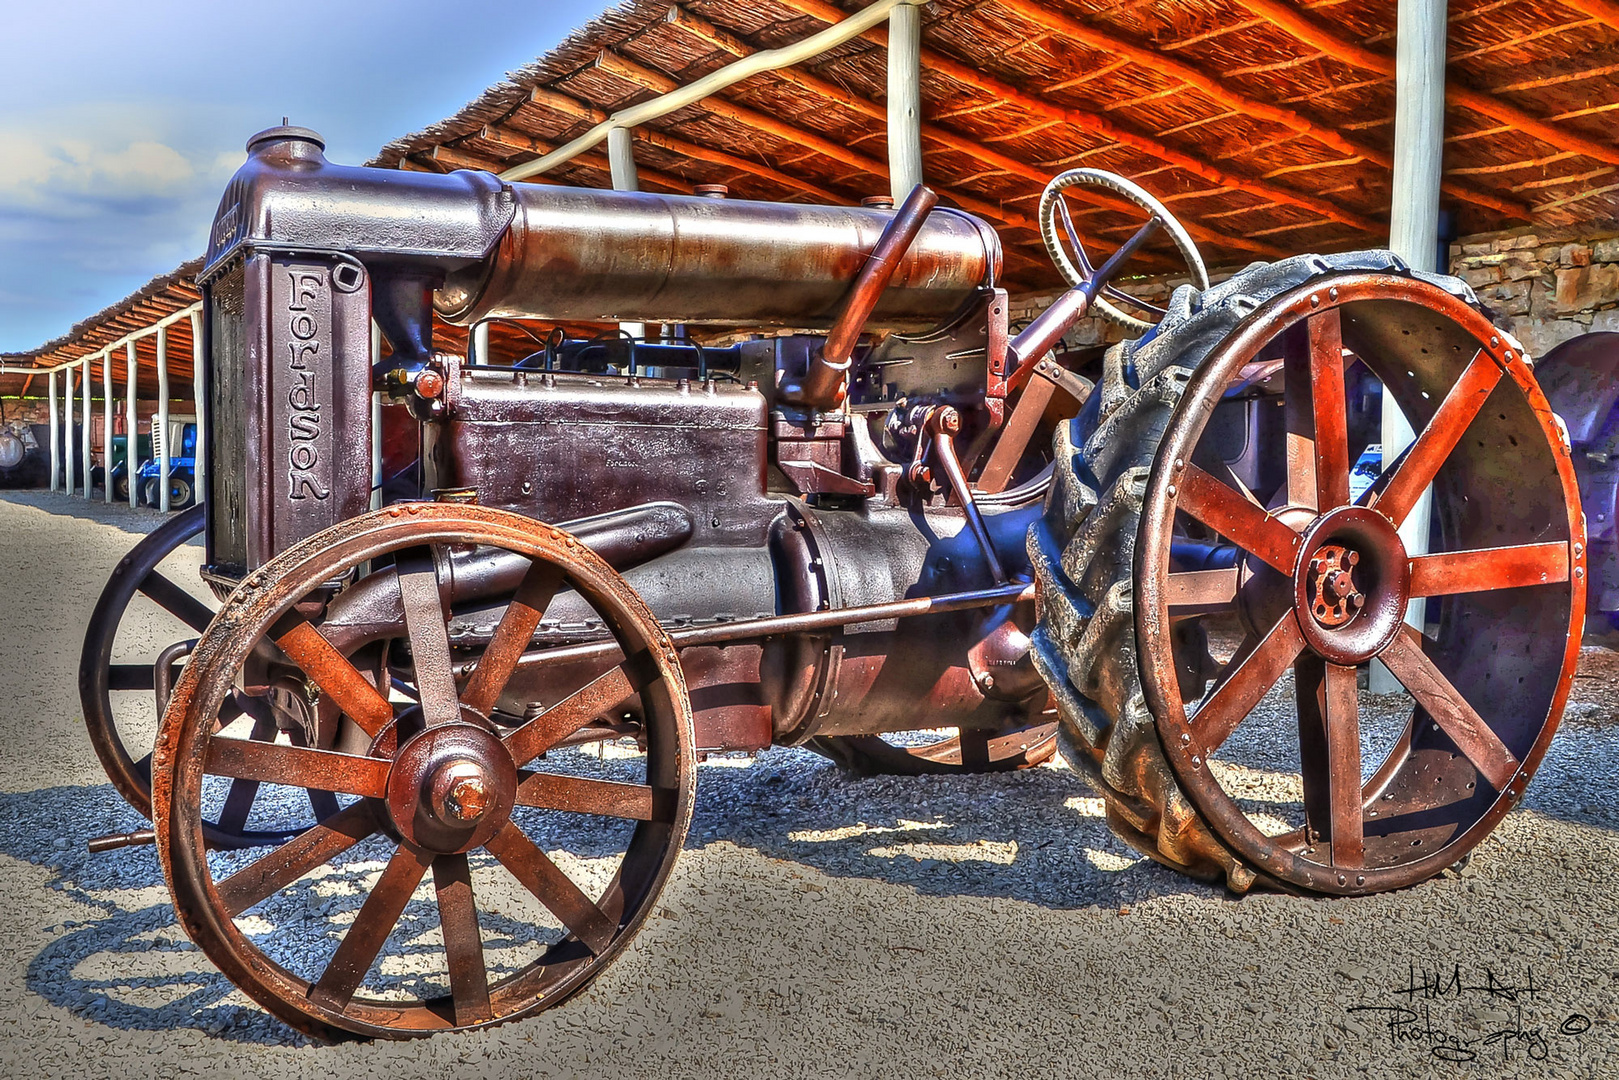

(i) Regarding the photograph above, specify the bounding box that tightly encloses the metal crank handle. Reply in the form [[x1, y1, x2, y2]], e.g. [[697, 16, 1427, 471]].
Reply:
[[87, 828, 156, 854]]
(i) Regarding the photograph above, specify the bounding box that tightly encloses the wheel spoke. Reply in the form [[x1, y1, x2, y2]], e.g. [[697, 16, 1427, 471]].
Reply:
[[309, 842, 434, 1012], [502, 660, 646, 768], [272, 617, 394, 738], [1408, 541, 1570, 597], [396, 548, 460, 729], [217, 802, 377, 916], [1307, 308, 1350, 510], [206, 737, 391, 799], [1177, 464, 1301, 574], [484, 822, 617, 955], [1189, 611, 1305, 751], [1283, 321, 1318, 510], [462, 559, 566, 718], [1165, 567, 1239, 612], [108, 664, 155, 691], [137, 570, 214, 634], [1296, 656, 1363, 869], [1379, 627, 1520, 791], [514, 772, 657, 820], [432, 854, 491, 1026], [216, 706, 279, 835], [1375, 349, 1503, 526]]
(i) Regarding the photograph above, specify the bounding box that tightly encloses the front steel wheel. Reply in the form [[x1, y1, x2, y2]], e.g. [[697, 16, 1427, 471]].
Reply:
[[1029, 252, 1583, 895], [153, 503, 694, 1039]]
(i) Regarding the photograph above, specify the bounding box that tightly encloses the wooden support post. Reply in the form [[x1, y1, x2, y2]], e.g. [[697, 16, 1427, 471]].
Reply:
[[609, 126, 647, 343], [102, 350, 113, 503], [64, 364, 75, 496], [125, 340, 137, 509], [47, 370, 59, 492], [157, 326, 170, 511], [887, 1, 924, 203], [82, 357, 93, 500], [1374, 0, 1445, 692]]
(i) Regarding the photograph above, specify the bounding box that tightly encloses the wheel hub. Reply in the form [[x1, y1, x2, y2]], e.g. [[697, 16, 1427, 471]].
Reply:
[[1292, 506, 1411, 665], [1306, 543, 1364, 627], [386, 722, 517, 853]]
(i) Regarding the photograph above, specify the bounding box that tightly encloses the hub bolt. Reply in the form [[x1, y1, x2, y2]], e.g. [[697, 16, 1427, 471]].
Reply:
[[428, 760, 490, 825]]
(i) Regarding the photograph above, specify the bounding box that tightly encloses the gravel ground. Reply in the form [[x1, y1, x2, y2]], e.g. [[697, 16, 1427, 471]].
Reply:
[[0, 489, 1615, 1079]]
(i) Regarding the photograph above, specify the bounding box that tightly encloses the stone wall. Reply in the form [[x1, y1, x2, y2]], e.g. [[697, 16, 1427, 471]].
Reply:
[[0, 398, 164, 430], [1448, 228, 1619, 360], [1005, 228, 1619, 361]]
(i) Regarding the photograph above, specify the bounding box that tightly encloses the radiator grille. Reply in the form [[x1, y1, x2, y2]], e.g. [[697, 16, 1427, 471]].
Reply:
[[207, 264, 249, 576]]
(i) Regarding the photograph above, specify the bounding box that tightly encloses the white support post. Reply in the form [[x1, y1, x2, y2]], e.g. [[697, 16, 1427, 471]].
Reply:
[[191, 312, 206, 506], [102, 350, 113, 502], [156, 327, 171, 512], [1373, 0, 1447, 692], [83, 356, 93, 500], [609, 127, 647, 344], [125, 340, 138, 509], [371, 321, 383, 511], [472, 321, 490, 367], [64, 364, 75, 496], [47, 370, 59, 492], [886, 1, 924, 203], [607, 126, 639, 192]]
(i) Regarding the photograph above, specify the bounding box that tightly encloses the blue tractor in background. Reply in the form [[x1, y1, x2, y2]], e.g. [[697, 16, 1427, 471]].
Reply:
[[134, 414, 198, 509]]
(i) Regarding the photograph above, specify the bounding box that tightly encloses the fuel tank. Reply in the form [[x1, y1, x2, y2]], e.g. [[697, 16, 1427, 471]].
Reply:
[[434, 185, 1002, 330]]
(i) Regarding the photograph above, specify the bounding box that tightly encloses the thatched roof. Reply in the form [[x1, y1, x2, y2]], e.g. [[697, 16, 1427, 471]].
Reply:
[[9, 0, 1618, 393], [371, 0, 1619, 288]]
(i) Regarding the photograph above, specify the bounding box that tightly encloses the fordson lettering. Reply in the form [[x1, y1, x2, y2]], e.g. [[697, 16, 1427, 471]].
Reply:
[[285, 269, 329, 500]]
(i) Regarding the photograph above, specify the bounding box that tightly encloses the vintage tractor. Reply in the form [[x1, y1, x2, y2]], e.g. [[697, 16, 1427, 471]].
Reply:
[[79, 125, 1582, 1039]]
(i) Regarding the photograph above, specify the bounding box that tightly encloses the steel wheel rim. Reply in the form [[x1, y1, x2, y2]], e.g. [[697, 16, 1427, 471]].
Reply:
[[153, 503, 694, 1038], [1136, 273, 1584, 894]]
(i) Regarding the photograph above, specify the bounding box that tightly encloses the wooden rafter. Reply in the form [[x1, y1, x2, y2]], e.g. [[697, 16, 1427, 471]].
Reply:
[[1559, 0, 1619, 32], [1232, 0, 1619, 166], [657, 5, 1357, 242], [768, 0, 1521, 221], [978, 0, 1526, 219], [591, 46, 1121, 250]]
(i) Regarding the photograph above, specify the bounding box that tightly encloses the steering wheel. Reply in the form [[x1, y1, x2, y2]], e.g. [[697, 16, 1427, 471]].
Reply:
[[1038, 168, 1209, 334]]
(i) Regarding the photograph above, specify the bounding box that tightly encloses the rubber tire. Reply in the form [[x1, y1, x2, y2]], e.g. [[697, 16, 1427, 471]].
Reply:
[[1026, 250, 1484, 893], [144, 475, 194, 510]]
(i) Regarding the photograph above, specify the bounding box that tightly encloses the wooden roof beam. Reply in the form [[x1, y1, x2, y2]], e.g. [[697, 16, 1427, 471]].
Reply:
[[771, 0, 1524, 222], [525, 90, 847, 202], [1559, 0, 1619, 32], [668, 3, 1376, 235], [1232, 0, 1619, 167], [654, 7, 1301, 251], [591, 48, 1064, 241]]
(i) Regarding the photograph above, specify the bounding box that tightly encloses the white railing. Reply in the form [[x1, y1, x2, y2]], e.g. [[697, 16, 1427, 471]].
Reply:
[[0, 300, 203, 503]]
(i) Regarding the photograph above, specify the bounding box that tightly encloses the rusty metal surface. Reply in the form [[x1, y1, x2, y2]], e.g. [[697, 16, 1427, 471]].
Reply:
[[425, 361, 775, 548], [436, 183, 999, 331], [1135, 272, 1583, 894], [152, 503, 695, 1040]]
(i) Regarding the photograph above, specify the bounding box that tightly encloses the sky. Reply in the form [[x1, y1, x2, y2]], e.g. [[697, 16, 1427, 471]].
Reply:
[[0, 0, 607, 353]]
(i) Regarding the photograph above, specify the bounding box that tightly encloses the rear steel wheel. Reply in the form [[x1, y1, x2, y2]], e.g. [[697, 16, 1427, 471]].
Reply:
[[1030, 253, 1583, 895], [80, 504, 320, 848], [153, 503, 694, 1039]]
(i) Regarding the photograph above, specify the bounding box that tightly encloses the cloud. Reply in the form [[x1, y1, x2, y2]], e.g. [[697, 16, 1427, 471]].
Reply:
[[0, 129, 197, 211]]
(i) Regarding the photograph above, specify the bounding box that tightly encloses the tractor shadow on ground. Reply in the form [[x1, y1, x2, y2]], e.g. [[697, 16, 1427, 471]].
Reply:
[[0, 756, 1199, 1044], [7, 725, 1613, 1046], [688, 747, 1220, 910]]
